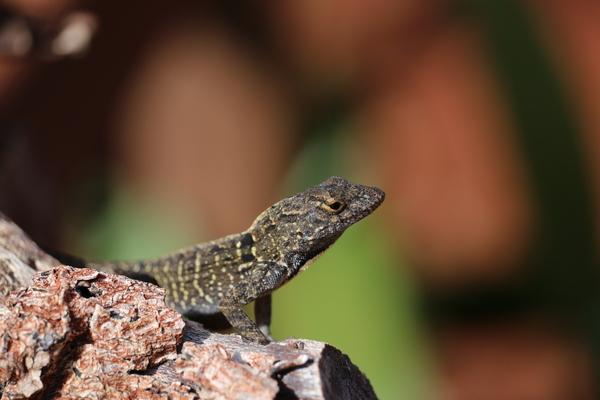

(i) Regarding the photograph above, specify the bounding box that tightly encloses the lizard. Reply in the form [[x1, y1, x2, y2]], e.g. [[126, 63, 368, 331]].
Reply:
[[89, 176, 385, 344]]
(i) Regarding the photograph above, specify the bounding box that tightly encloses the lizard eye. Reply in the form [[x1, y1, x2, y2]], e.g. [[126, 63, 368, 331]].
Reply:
[[320, 199, 346, 214]]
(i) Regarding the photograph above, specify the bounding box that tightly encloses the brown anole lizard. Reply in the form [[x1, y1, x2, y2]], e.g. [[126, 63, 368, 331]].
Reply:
[[90, 176, 384, 344]]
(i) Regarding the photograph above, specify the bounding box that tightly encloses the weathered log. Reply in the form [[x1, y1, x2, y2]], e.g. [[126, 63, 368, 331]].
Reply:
[[0, 214, 377, 399], [0, 213, 59, 296]]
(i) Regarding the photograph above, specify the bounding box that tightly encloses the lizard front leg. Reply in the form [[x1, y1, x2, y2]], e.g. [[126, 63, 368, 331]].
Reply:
[[220, 262, 287, 344], [220, 303, 270, 344]]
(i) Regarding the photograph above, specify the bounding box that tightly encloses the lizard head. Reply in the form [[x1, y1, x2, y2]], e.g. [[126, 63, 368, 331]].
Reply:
[[250, 176, 385, 269]]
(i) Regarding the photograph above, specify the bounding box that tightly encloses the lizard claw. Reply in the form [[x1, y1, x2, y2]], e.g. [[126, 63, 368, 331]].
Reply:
[[259, 325, 273, 342]]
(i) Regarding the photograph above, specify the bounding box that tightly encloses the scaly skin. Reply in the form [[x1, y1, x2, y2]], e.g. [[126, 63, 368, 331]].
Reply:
[[93, 177, 385, 344]]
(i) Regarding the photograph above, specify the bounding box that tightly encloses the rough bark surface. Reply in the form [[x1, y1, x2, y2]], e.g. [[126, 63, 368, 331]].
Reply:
[[0, 213, 59, 296], [0, 214, 377, 399]]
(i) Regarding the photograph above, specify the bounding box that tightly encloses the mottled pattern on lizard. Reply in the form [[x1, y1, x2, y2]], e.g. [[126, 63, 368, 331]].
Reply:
[[93, 176, 384, 344]]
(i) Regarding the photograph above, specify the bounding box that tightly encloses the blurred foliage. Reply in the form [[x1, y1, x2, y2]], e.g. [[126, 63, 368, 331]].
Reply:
[[77, 183, 200, 260], [465, 0, 596, 298], [467, 0, 599, 375]]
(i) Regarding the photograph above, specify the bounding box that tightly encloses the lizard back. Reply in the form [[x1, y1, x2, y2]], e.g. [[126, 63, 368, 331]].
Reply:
[[97, 231, 259, 315]]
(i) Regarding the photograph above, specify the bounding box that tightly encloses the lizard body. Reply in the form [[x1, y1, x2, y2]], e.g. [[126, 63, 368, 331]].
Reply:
[[93, 176, 384, 344]]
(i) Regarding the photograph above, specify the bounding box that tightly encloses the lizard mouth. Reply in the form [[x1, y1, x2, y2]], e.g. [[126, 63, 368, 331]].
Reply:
[[352, 185, 385, 222], [369, 186, 386, 208]]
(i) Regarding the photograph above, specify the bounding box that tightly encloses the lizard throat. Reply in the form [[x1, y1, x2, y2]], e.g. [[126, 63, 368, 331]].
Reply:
[[298, 246, 330, 273], [291, 235, 340, 275]]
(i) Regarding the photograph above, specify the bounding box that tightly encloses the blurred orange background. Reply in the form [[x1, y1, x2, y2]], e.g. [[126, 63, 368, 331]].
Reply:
[[1, 1, 599, 398]]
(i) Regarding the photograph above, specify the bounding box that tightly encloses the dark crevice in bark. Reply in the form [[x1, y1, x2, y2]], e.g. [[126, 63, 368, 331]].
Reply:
[[273, 359, 313, 400], [37, 332, 91, 400]]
